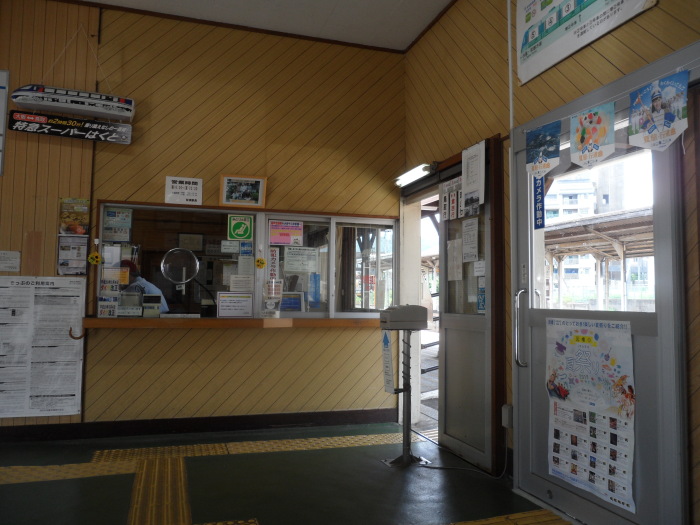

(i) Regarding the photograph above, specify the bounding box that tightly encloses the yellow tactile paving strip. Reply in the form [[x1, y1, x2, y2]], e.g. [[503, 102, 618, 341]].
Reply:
[[92, 432, 423, 462], [451, 509, 571, 524], [0, 460, 138, 485], [128, 458, 191, 525]]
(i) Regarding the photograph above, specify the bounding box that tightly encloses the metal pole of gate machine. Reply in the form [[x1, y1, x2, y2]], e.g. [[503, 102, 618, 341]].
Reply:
[[401, 329, 411, 465]]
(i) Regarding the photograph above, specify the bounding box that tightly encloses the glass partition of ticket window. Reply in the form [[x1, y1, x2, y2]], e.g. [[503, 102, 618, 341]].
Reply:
[[97, 202, 396, 319], [97, 204, 253, 318], [334, 221, 395, 313], [267, 218, 330, 316], [535, 147, 654, 312]]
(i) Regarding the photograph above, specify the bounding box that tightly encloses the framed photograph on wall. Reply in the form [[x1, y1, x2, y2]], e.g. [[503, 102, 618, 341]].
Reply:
[[220, 175, 267, 208]]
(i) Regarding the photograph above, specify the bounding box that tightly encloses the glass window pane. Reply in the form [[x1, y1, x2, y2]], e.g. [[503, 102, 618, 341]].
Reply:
[[335, 223, 394, 312], [270, 220, 329, 314], [446, 212, 486, 315], [536, 147, 655, 312]]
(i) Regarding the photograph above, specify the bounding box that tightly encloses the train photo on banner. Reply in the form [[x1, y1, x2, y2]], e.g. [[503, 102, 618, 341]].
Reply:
[[11, 84, 135, 122], [521, 0, 597, 54]]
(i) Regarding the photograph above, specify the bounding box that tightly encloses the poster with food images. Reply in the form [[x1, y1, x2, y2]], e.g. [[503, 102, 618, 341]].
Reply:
[[570, 103, 615, 169], [628, 71, 688, 151], [59, 198, 89, 235], [546, 318, 636, 512]]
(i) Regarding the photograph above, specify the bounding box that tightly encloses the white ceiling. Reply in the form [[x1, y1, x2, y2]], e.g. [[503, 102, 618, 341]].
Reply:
[[81, 0, 455, 51]]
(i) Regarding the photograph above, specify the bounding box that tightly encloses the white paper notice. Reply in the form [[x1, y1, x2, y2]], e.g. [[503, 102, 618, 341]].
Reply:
[[217, 292, 253, 317], [461, 141, 485, 216], [462, 218, 478, 263], [165, 176, 203, 205], [238, 255, 255, 276], [0, 251, 20, 272], [284, 247, 318, 273], [447, 239, 463, 281], [0, 277, 85, 417]]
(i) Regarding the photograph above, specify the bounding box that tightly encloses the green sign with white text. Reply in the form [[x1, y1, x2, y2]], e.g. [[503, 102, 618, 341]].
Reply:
[[228, 215, 253, 240]]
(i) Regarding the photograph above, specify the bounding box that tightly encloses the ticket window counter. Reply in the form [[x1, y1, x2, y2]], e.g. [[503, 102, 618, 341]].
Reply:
[[94, 202, 397, 320]]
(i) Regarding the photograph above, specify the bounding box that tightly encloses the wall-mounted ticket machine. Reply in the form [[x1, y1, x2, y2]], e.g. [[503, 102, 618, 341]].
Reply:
[[380, 305, 428, 467]]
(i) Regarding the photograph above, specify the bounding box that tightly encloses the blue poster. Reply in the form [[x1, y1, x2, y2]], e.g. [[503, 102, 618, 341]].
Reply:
[[526, 120, 561, 178], [629, 71, 689, 152]]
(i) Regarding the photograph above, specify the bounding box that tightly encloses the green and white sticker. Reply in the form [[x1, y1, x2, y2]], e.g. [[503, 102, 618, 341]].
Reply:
[[228, 215, 253, 240]]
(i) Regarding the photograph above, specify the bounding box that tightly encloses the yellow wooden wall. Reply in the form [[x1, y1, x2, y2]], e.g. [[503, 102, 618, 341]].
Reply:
[[0, 1, 404, 426], [85, 9, 405, 422], [404, 0, 699, 517], [0, 0, 99, 425]]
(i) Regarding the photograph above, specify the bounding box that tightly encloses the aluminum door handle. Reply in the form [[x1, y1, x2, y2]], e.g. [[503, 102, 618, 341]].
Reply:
[[514, 288, 528, 367]]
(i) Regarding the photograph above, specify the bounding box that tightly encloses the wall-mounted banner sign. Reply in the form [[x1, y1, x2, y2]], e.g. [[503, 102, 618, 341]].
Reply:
[[546, 318, 636, 512], [8, 111, 131, 144], [526, 121, 561, 178], [570, 102, 615, 169], [628, 70, 689, 152], [516, 0, 656, 84]]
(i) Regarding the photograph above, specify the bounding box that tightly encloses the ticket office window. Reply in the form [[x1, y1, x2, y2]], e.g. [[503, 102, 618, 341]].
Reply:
[[97, 203, 397, 319], [267, 217, 330, 316], [334, 221, 395, 314]]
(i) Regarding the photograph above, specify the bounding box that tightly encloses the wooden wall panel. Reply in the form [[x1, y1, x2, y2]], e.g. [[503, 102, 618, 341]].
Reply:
[[80, 9, 404, 422], [0, 0, 99, 426], [83, 327, 391, 421], [91, 10, 405, 217]]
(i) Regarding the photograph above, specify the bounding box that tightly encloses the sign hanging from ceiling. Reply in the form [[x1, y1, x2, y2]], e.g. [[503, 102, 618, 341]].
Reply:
[[516, 0, 657, 85]]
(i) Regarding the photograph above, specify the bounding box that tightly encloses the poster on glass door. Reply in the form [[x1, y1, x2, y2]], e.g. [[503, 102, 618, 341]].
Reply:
[[628, 70, 689, 151], [546, 318, 636, 512]]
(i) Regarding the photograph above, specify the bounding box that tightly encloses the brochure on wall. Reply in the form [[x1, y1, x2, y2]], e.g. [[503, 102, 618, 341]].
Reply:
[[546, 318, 636, 512], [462, 218, 479, 263], [516, 0, 656, 84], [57, 234, 89, 275], [104, 207, 132, 228], [269, 220, 303, 246], [628, 71, 688, 151], [284, 247, 318, 273], [0, 276, 85, 417], [165, 176, 202, 205], [570, 103, 615, 169], [461, 141, 485, 216], [58, 198, 89, 235]]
